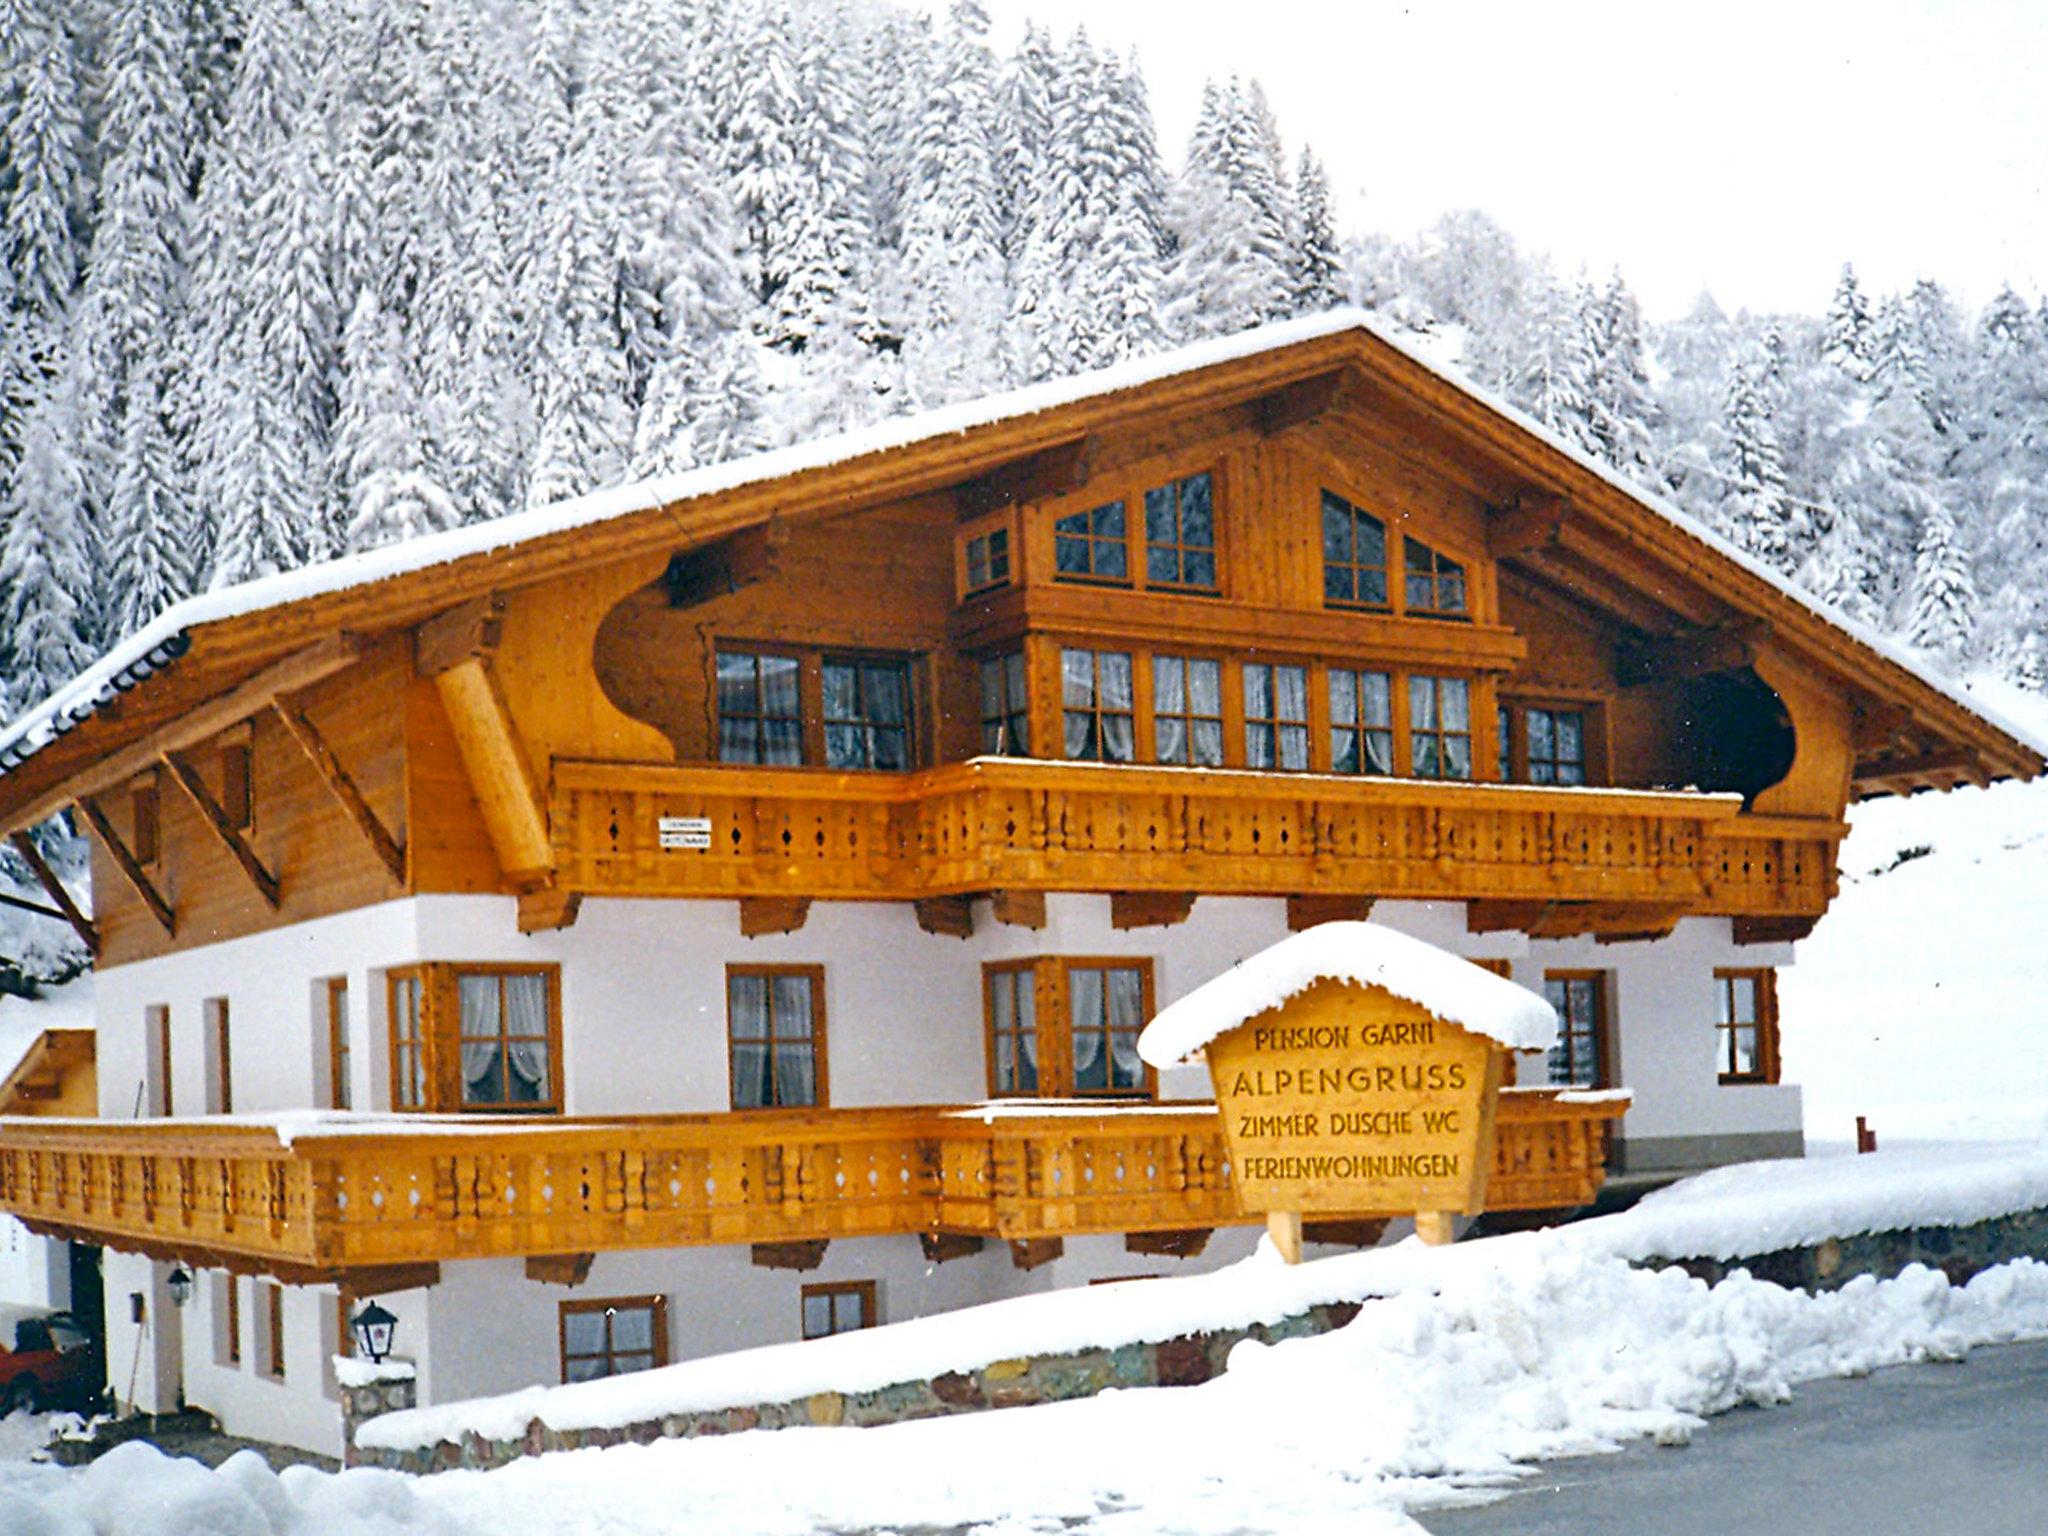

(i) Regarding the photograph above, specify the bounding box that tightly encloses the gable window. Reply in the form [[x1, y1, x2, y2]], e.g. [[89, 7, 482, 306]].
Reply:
[[1054, 500, 1129, 581], [1715, 969, 1780, 1084], [561, 1296, 668, 1383], [1408, 675, 1472, 780], [1329, 669, 1394, 776], [728, 965, 825, 1109], [801, 1281, 877, 1340], [1543, 972, 1607, 1089], [1068, 962, 1151, 1096], [822, 657, 912, 770], [1403, 536, 1468, 617], [1501, 702, 1590, 786], [1061, 648, 1135, 763], [386, 964, 562, 1113], [715, 650, 804, 766], [979, 652, 1030, 756], [1321, 491, 1388, 608], [1153, 655, 1225, 767], [965, 527, 1010, 592], [986, 964, 1039, 1094], [220, 738, 254, 832], [1144, 471, 1217, 590], [131, 775, 161, 866], [1243, 663, 1310, 771]]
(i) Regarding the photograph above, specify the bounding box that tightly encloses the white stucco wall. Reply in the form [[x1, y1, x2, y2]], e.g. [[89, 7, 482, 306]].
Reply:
[[0, 1218, 68, 1311]]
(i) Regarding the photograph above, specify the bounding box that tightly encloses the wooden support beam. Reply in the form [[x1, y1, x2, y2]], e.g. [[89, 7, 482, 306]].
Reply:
[[1851, 701, 1913, 756], [1254, 368, 1347, 436], [1615, 622, 1764, 687], [524, 1252, 595, 1287], [955, 437, 1090, 520], [6, 833, 97, 956], [517, 888, 583, 934], [337, 1262, 442, 1298], [1285, 894, 1374, 932], [1413, 1212, 1457, 1246], [919, 1232, 985, 1264], [271, 701, 405, 884], [1486, 492, 1566, 559], [1303, 1218, 1391, 1249], [162, 749, 281, 909], [1124, 1227, 1211, 1259], [1109, 890, 1196, 930], [1468, 898, 1688, 942], [414, 594, 505, 678], [1265, 1210, 1303, 1265], [990, 889, 1046, 929], [1853, 747, 1984, 796], [433, 656, 552, 889], [1007, 1237, 1063, 1271], [1733, 915, 1819, 946], [751, 1240, 828, 1271], [663, 525, 781, 608], [914, 895, 974, 939], [739, 896, 811, 937], [75, 794, 174, 936]]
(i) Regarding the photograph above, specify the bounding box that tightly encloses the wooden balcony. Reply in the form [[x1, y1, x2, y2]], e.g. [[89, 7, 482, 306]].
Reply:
[[0, 1090, 1625, 1278], [549, 757, 1840, 922]]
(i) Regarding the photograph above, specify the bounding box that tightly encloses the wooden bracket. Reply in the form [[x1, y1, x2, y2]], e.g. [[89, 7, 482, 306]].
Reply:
[[1109, 891, 1196, 930], [1615, 622, 1765, 688], [75, 794, 174, 936], [664, 525, 782, 608], [414, 594, 506, 678], [989, 889, 1047, 929], [914, 895, 975, 939], [919, 1232, 985, 1264], [1302, 1217, 1391, 1248], [1254, 369, 1347, 436], [524, 1252, 595, 1287], [1469, 898, 1687, 942], [162, 749, 281, 908], [517, 888, 584, 934], [1265, 1210, 1303, 1265], [338, 1261, 442, 1298], [750, 1240, 828, 1271], [6, 833, 98, 956], [1732, 914, 1820, 946], [1007, 1237, 1064, 1271], [1486, 492, 1567, 559], [739, 896, 811, 937], [271, 701, 405, 885], [1851, 701, 1913, 756], [432, 656, 552, 889], [956, 437, 1090, 521], [1286, 894, 1374, 932], [1124, 1227, 1211, 1259]]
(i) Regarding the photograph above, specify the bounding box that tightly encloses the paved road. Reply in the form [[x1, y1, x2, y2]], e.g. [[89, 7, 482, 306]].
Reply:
[[1419, 1337, 2048, 1536]]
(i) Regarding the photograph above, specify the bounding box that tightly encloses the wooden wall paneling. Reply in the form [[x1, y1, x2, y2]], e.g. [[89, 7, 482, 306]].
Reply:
[[1749, 645, 1856, 819], [160, 750, 281, 908], [270, 701, 406, 884]]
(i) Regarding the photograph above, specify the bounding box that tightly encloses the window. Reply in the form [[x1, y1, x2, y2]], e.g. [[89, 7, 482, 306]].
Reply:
[[259, 1282, 286, 1380], [217, 1273, 242, 1367], [1243, 663, 1310, 771], [325, 978, 351, 1111], [456, 970, 557, 1108], [386, 964, 561, 1113], [1329, 669, 1394, 776], [1321, 491, 1388, 607], [715, 650, 805, 766], [964, 527, 1010, 592], [822, 657, 913, 770], [1543, 972, 1608, 1088], [979, 652, 1030, 756], [986, 964, 1039, 1094], [728, 966, 825, 1109], [1067, 962, 1151, 1096], [1054, 499, 1128, 581], [1408, 675, 1472, 780], [1715, 969, 1779, 1084], [205, 998, 232, 1114], [131, 775, 160, 866], [146, 1004, 172, 1117], [1061, 648, 1135, 763], [220, 738, 254, 832], [1143, 472, 1216, 589], [1403, 536, 1468, 617], [1152, 655, 1224, 767], [801, 1281, 877, 1340], [561, 1296, 668, 1383]]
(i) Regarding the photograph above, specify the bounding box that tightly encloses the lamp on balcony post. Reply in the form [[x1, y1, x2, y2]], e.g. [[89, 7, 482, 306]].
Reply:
[[350, 1299, 398, 1364]]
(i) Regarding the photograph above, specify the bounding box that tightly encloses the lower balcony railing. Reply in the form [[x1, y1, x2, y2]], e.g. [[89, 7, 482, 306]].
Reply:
[[0, 1091, 1626, 1276]]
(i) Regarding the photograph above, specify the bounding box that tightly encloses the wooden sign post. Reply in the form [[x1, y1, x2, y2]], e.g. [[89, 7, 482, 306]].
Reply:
[[1203, 978, 1506, 1258]]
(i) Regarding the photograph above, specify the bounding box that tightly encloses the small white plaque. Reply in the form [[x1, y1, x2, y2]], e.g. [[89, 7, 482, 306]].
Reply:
[[658, 815, 713, 851]]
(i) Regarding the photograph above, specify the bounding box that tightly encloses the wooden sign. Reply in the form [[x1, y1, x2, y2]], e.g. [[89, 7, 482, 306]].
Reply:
[[1204, 978, 1505, 1253]]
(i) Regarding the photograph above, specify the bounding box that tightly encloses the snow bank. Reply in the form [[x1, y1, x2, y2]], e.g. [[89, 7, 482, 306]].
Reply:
[[1139, 921, 1558, 1066]]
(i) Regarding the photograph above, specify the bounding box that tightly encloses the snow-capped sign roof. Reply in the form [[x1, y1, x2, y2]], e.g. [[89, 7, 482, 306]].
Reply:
[[1138, 923, 1558, 1067]]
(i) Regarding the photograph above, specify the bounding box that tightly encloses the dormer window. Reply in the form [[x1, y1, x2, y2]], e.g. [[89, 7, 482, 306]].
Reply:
[[1321, 491, 1388, 607], [1404, 536, 1468, 617], [1143, 471, 1216, 590]]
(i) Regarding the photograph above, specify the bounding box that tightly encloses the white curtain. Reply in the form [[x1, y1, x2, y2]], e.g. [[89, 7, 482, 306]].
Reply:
[[506, 973, 550, 1099], [730, 976, 770, 1107], [458, 976, 500, 1098], [1070, 968, 1105, 1089], [771, 974, 816, 1106], [1108, 969, 1145, 1089]]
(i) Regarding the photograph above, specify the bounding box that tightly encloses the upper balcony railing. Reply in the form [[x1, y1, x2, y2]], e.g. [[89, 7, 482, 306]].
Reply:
[[0, 1091, 1625, 1274], [549, 757, 1840, 918]]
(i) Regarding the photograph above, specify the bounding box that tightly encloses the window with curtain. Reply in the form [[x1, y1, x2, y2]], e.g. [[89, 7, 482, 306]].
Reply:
[[715, 649, 805, 765], [1143, 471, 1216, 588], [822, 657, 913, 770], [1054, 500, 1129, 580], [1519, 705, 1588, 785], [979, 652, 1030, 756], [560, 1297, 668, 1383], [386, 964, 559, 1112], [986, 965, 1039, 1094], [1403, 536, 1468, 615], [1068, 963, 1149, 1096], [1408, 675, 1472, 780], [1715, 969, 1779, 1084], [1153, 655, 1224, 767], [458, 970, 554, 1107], [1543, 973, 1606, 1088], [1321, 490, 1388, 607], [1061, 648, 1136, 762], [1329, 668, 1394, 775], [728, 967, 824, 1108], [1243, 663, 1310, 771]]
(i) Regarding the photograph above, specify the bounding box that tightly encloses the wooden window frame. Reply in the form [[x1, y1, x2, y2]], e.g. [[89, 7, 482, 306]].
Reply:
[[220, 1272, 242, 1367], [1141, 470, 1219, 593], [1402, 534, 1470, 620], [1150, 653, 1226, 768], [725, 964, 828, 1110], [983, 961, 1042, 1096], [800, 1280, 878, 1340], [961, 523, 1013, 595], [820, 654, 916, 772], [385, 963, 564, 1114], [1059, 646, 1137, 764], [1241, 659, 1312, 772], [978, 650, 1031, 757], [1406, 673, 1474, 781], [559, 1294, 670, 1383], [326, 977, 351, 1111], [1320, 489, 1390, 611], [147, 1004, 172, 1117], [260, 1281, 286, 1381], [1542, 970, 1613, 1090], [1049, 465, 1225, 596], [713, 647, 807, 767], [713, 642, 927, 772], [1500, 697, 1604, 788], [1714, 968, 1781, 1085], [1052, 497, 1132, 584], [981, 958, 1157, 1099], [1328, 666, 1395, 776]]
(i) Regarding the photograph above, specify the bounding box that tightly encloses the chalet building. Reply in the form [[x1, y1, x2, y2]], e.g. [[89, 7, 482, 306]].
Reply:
[[0, 312, 2036, 1456]]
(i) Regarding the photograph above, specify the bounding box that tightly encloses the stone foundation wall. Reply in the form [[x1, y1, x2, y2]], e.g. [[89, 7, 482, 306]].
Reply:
[[1645, 1206, 2048, 1292]]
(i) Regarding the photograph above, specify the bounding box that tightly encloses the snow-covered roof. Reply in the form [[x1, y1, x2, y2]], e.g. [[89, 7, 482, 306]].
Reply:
[[2, 308, 2041, 792], [1138, 922, 1559, 1066]]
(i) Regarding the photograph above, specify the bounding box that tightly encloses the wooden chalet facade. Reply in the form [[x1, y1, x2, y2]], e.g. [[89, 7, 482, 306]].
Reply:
[[0, 312, 2035, 1455]]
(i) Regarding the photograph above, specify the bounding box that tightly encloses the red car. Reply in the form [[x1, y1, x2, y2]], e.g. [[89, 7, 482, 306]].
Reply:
[[0, 1306, 103, 1415]]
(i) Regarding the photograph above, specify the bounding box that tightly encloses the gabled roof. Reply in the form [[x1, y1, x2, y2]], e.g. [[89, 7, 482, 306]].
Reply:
[[0, 309, 2038, 834], [0, 1027, 94, 1116]]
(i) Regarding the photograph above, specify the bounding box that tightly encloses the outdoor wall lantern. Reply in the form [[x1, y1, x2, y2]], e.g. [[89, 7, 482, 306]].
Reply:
[[165, 1265, 193, 1308], [350, 1298, 398, 1363]]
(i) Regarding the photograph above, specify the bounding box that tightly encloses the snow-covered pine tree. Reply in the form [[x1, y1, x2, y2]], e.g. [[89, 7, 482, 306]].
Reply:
[[0, 377, 96, 713], [1585, 271, 1658, 482], [102, 368, 198, 637], [1907, 497, 1974, 665], [208, 349, 317, 587], [1160, 167, 1278, 344], [333, 290, 458, 550], [995, 21, 1057, 263], [1823, 262, 1871, 377], [773, 7, 878, 355], [1506, 276, 1599, 456], [1180, 78, 1292, 328], [3, 9, 86, 356], [1712, 353, 1794, 572], [1291, 146, 1341, 314]]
